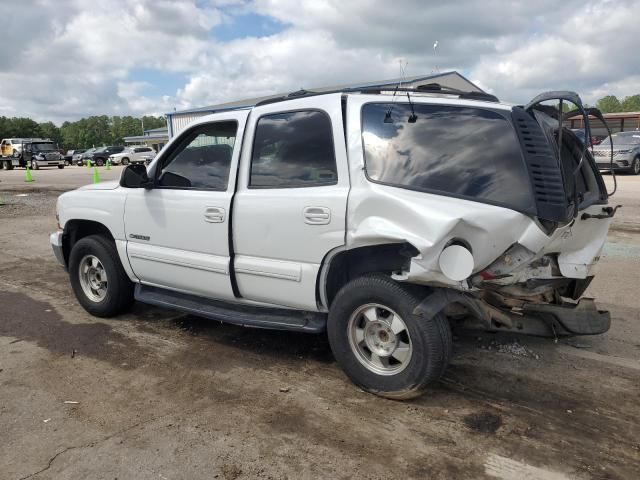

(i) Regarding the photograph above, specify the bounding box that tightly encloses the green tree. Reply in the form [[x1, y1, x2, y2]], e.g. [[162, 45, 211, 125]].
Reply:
[[38, 121, 62, 146], [621, 94, 640, 112], [595, 95, 622, 113]]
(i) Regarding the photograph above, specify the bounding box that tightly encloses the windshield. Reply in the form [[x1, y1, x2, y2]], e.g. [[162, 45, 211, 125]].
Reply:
[[31, 143, 56, 152], [93, 147, 107, 153], [599, 131, 640, 146]]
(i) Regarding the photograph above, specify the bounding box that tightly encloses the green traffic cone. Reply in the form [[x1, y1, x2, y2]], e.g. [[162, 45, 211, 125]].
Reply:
[[25, 166, 33, 183], [105, 159, 111, 170], [92, 166, 100, 184], [86, 159, 91, 168]]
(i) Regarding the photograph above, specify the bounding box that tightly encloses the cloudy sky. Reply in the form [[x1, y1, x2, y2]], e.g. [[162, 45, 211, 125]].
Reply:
[[1, 0, 637, 124]]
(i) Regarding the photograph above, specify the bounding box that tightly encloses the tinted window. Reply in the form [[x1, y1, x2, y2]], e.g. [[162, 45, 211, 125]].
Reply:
[[158, 121, 237, 190], [250, 110, 337, 188], [362, 103, 533, 211]]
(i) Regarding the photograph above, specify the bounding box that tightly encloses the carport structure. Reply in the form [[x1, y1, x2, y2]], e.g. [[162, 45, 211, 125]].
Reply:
[[567, 111, 640, 139]]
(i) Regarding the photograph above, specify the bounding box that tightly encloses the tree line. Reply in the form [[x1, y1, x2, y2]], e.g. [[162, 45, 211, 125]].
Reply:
[[0, 115, 166, 150], [595, 94, 640, 114]]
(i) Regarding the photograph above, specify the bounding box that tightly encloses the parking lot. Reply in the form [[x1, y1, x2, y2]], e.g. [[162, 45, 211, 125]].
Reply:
[[1, 166, 639, 479]]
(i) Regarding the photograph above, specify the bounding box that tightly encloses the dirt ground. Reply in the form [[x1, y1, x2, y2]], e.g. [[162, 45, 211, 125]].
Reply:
[[0, 166, 639, 480]]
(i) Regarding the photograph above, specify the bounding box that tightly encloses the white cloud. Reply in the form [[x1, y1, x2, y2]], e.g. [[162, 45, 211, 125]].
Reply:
[[0, 0, 638, 123]]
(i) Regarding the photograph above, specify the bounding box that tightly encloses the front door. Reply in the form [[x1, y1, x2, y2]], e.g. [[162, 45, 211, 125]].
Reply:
[[232, 94, 350, 310], [124, 111, 248, 300]]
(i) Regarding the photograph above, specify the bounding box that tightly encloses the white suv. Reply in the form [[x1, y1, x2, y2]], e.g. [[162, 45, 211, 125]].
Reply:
[[50, 87, 615, 399], [108, 146, 155, 165]]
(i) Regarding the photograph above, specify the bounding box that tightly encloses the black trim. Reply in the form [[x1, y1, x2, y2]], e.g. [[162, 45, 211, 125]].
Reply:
[[135, 284, 326, 333], [511, 106, 570, 223]]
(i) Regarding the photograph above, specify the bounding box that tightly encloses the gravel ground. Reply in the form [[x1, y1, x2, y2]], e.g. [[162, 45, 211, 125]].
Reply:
[[0, 171, 639, 480]]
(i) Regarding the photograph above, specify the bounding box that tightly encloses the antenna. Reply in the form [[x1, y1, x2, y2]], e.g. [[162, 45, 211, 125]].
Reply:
[[384, 59, 409, 123], [432, 40, 439, 73]]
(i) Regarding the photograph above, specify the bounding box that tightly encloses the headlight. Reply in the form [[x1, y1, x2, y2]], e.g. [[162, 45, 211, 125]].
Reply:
[[617, 149, 631, 154]]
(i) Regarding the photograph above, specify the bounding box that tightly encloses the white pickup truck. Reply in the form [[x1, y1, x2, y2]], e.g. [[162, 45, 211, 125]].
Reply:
[[51, 86, 615, 399]]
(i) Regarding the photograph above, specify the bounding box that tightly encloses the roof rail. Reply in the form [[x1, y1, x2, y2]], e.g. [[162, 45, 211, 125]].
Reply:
[[254, 84, 499, 107]]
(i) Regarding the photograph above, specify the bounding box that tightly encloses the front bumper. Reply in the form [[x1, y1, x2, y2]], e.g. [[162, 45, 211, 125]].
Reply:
[[594, 153, 633, 170], [50, 231, 66, 268]]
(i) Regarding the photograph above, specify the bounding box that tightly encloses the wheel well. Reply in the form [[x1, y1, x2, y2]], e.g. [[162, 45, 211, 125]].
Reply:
[[62, 220, 114, 264], [322, 242, 419, 308]]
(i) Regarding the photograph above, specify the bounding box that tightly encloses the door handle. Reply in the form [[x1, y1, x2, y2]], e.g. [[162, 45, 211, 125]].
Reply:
[[204, 206, 225, 223], [303, 206, 331, 225]]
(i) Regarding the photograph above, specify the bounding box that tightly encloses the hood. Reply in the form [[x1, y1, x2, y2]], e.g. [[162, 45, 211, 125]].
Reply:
[[77, 180, 119, 191]]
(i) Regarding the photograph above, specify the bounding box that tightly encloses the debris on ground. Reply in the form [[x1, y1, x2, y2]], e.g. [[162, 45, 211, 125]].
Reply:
[[63, 401, 79, 404], [279, 387, 290, 393], [480, 339, 540, 360]]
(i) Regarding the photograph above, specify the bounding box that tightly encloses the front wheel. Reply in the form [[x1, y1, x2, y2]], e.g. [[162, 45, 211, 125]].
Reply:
[[630, 157, 640, 175], [95, 158, 104, 166], [69, 235, 134, 317], [121, 157, 129, 166], [31, 160, 39, 170], [327, 274, 452, 400], [58, 165, 64, 169]]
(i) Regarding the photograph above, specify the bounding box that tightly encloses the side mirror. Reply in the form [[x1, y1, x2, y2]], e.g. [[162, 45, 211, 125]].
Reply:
[[120, 164, 153, 189]]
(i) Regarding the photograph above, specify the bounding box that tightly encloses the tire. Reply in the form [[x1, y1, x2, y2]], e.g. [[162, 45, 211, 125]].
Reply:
[[95, 158, 104, 167], [31, 160, 39, 170], [121, 157, 129, 166], [68, 235, 134, 317], [327, 274, 452, 400], [5, 160, 14, 170], [64, 160, 70, 166], [630, 157, 640, 175], [58, 165, 64, 169]]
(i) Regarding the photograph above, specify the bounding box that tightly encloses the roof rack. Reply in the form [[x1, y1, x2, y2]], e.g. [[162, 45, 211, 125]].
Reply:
[[255, 83, 499, 107]]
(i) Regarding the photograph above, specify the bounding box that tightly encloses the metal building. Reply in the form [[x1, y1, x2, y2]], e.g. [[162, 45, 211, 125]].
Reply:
[[165, 71, 484, 138]]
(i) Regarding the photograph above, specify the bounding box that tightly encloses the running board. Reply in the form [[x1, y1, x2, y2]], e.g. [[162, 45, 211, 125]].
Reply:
[[135, 284, 326, 333]]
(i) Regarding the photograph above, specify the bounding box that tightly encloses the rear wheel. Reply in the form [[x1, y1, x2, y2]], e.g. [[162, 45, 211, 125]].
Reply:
[[121, 157, 129, 165], [4, 160, 14, 170], [31, 160, 39, 170], [327, 274, 452, 399], [69, 235, 134, 317], [95, 158, 104, 167], [58, 165, 64, 169]]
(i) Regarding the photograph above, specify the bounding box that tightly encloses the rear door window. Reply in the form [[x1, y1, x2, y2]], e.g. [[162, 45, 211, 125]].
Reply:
[[361, 103, 534, 212], [249, 110, 337, 188]]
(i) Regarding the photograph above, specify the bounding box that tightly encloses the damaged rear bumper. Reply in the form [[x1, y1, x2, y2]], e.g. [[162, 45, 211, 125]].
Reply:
[[414, 289, 610, 337]]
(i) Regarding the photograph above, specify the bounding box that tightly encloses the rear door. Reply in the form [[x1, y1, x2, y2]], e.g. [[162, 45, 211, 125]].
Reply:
[[123, 111, 249, 300], [232, 94, 350, 310]]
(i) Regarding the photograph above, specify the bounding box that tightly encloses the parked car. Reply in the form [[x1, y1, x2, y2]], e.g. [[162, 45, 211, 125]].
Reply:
[[83, 146, 125, 166], [570, 129, 598, 147], [108, 146, 155, 165], [75, 148, 95, 166], [51, 88, 614, 399], [64, 149, 87, 165], [591, 130, 640, 174]]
